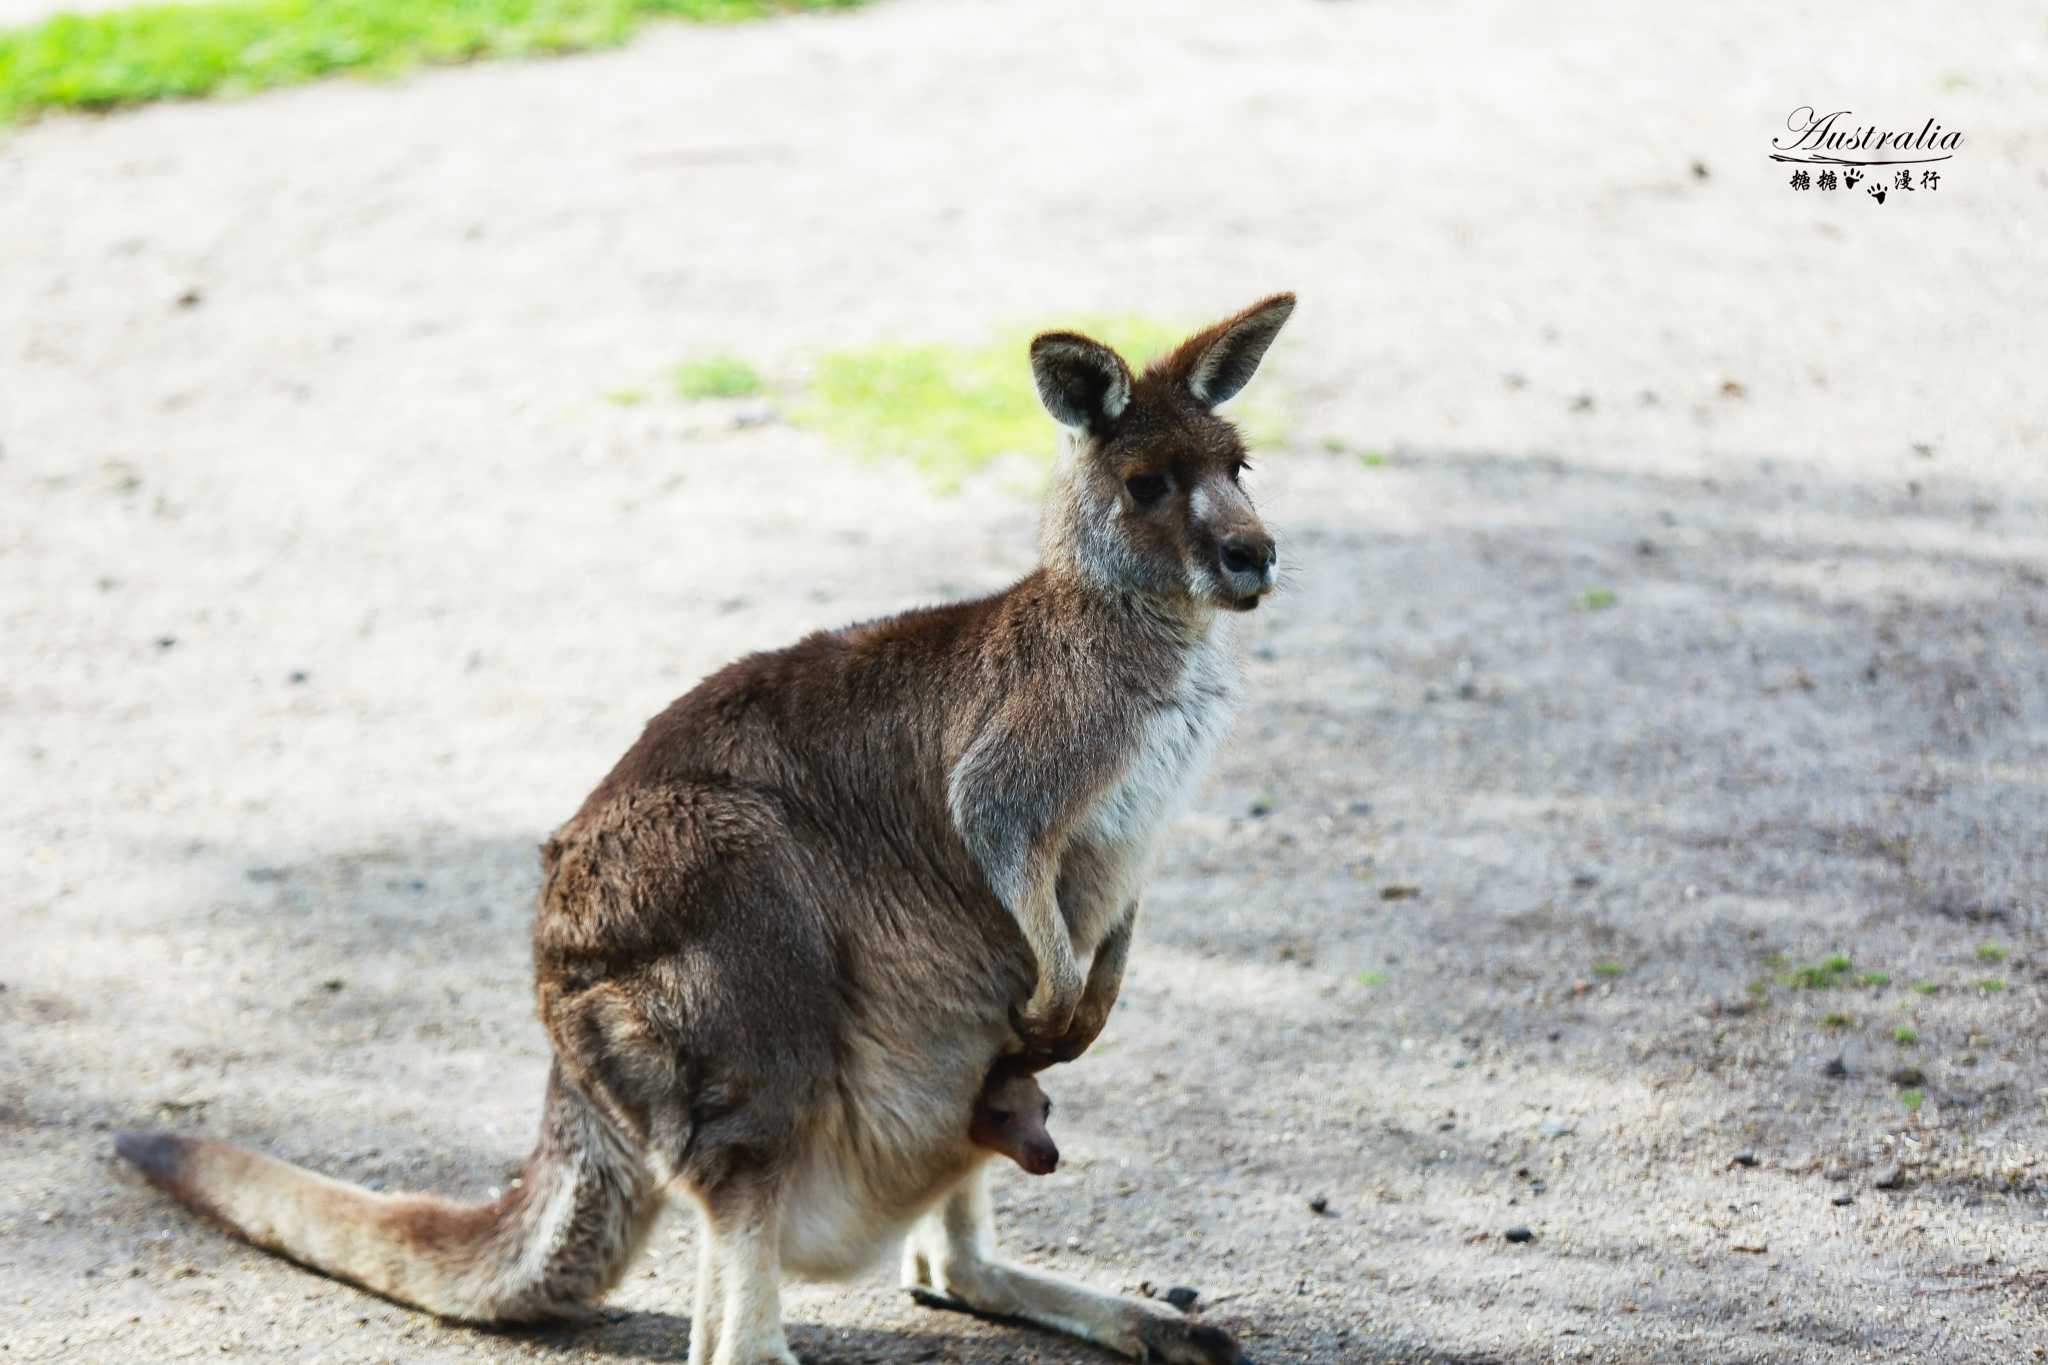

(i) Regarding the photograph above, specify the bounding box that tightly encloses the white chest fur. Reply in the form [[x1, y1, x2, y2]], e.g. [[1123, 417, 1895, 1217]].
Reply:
[[1071, 628, 1239, 920]]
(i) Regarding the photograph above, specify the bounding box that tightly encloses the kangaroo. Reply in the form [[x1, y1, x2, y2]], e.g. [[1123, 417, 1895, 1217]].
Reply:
[[969, 1057, 1058, 1176], [117, 293, 1294, 1365]]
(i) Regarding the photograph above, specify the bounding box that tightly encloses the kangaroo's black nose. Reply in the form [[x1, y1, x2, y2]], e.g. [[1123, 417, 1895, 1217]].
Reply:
[[1220, 534, 1275, 575]]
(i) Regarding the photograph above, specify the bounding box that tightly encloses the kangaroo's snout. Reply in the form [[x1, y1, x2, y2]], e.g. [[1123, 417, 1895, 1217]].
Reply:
[[1218, 530, 1277, 608], [1219, 533, 1274, 576], [1018, 1136, 1060, 1176]]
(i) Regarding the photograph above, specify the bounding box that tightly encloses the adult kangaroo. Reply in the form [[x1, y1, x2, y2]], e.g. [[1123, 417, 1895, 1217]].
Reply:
[[118, 294, 1295, 1365]]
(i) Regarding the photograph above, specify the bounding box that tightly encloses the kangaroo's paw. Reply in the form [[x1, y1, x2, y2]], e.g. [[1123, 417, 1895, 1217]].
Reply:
[[1126, 1311, 1254, 1365], [1007, 1001, 1088, 1068]]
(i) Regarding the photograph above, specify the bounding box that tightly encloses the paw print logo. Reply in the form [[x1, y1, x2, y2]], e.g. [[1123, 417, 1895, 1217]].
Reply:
[[1867, 183, 1887, 204], [1843, 169, 1864, 190]]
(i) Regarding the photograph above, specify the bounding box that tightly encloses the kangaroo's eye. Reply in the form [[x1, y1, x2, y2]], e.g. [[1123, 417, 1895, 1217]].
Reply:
[[1125, 475, 1169, 504], [990, 1109, 1013, 1127]]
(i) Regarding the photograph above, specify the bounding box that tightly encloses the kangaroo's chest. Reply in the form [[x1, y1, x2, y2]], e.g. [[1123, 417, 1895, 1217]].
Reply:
[[1067, 635, 1238, 930]]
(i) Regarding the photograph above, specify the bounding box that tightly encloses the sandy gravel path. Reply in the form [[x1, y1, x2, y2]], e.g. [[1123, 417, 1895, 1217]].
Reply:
[[3, 1, 2046, 1361]]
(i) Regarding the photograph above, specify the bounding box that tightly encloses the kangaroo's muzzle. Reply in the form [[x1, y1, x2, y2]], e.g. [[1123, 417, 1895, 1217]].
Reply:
[[1218, 532, 1277, 609]]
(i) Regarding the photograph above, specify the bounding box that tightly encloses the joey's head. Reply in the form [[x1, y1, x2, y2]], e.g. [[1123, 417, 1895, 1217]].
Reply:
[[1032, 294, 1294, 616], [970, 1063, 1058, 1176]]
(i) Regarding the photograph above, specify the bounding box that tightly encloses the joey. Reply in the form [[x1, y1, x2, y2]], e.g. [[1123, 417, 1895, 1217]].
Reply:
[[971, 1059, 1059, 1176]]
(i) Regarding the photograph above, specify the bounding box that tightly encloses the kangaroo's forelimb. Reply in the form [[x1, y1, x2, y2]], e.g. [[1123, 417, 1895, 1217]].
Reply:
[[947, 696, 1135, 1040]]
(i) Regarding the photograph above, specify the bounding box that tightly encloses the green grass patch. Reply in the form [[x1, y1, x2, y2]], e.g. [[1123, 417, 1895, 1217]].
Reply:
[[1975, 943, 2009, 962], [1976, 978, 2007, 993], [1358, 450, 1387, 467], [1354, 969, 1388, 987], [674, 355, 761, 400], [1891, 1025, 1918, 1045], [1784, 955, 1852, 989], [1591, 959, 1625, 979], [796, 317, 1285, 489], [1578, 588, 1616, 610], [1819, 1011, 1855, 1030], [603, 387, 645, 406], [1911, 979, 1940, 994], [1858, 970, 1891, 986], [0, 0, 862, 124], [1900, 1089, 1924, 1112]]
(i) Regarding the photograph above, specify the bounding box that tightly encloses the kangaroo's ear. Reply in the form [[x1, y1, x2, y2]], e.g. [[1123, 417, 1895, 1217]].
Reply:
[[1162, 292, 1296, 407], [1030, 332, 1133, 432]]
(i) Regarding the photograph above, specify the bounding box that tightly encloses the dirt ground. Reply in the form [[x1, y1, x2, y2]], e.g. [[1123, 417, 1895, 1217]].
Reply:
[[4, 0, 2048, 1361]]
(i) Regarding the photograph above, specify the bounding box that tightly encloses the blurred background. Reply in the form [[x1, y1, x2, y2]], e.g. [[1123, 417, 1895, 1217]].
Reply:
[[2, 1, 2044, 1362]]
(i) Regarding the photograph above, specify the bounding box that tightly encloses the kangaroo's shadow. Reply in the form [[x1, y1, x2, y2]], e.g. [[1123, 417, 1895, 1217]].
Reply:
[[502, 1306, 1122, 1363]]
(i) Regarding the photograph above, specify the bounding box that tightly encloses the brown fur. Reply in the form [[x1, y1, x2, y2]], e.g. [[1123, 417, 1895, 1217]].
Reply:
[[117, 295, 1295, 1365]]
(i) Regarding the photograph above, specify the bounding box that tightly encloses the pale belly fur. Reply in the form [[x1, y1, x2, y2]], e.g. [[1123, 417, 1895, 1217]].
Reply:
[[774, 1055, 991, 1280]]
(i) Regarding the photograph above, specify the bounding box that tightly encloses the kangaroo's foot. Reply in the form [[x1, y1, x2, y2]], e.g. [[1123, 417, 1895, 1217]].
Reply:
[[901, 1169, 1250, 1365]]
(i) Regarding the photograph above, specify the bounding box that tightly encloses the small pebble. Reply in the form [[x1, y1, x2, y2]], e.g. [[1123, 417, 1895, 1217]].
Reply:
[[1732, 1150, 1759, 1167], [1888, 1066, 1924, 1087], [1873, 1165, 1906, 1190], [1822, 1057, 1849, 1079], [1504, 1226, 1534, 1243], [1307, 1194, 1329, 1215], [1831, 1193, 1855, 1207], [1538, 1119, 1573, 1139], [1163, 1286, 1199, 1312]]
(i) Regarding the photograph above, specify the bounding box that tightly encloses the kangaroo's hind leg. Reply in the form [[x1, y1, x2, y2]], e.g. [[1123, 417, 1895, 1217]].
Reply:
[[685, 1178, 796, 1365], [901, 1166, 1250, 1364]]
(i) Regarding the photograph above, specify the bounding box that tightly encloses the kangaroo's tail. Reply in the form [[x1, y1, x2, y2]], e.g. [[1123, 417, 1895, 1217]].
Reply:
[[116, 1062, 656, 1321]]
